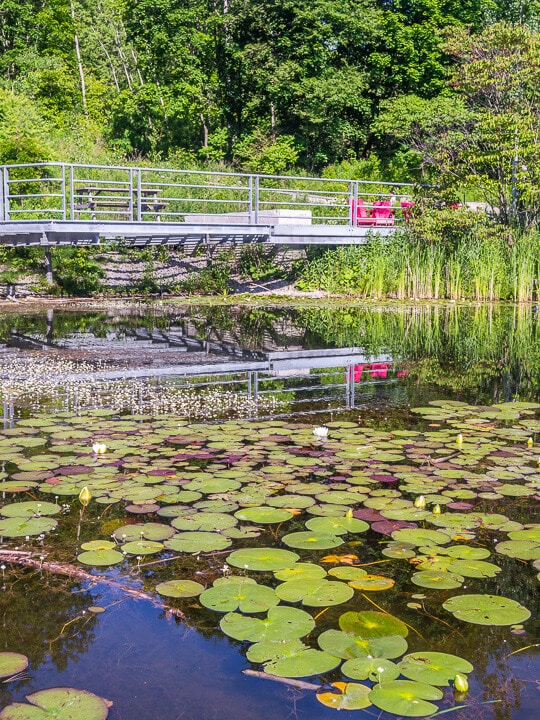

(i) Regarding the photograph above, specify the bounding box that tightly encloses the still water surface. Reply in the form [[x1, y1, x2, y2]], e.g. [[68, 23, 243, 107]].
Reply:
[[0, 302, 538, 720]]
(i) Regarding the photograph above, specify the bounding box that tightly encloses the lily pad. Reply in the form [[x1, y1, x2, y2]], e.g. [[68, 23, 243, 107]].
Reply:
[[112, 523, 175, 542], [443, 594, 531, 625], [348, 574, 395, 591], [369, 680, 443, 717], [220, 606, 314, 642], [246, 639, 340, 678], [155, 579, 205, 598], [281, 531, 343, 550], [411, 570, 465, 589], [275, 578, 354, 606], [0, 501, 60, 517], [316, 682, 371, 710], [0, 516, 57, 537], [121, 540, 164, 555], [77, 549, 124, 566], [318, 629, 408, 659], [305, 516, 369, 535], [199, 582, 279, 613], [227, 548, 299, 571], [0, 687, 110, 720], [164, 532, 232, 553], [234, 507, 293, 524], [339, 611, 408, 638], [0, 652, 28, 679], [273, 563, 327, 582], [398, 651, 473, 686], [342, 657, 400, 682]]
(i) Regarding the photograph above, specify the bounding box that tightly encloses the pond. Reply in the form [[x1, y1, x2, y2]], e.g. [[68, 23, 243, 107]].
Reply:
[[0, 301, 538, 720]]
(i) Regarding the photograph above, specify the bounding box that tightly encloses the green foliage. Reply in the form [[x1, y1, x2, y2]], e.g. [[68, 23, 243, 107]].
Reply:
[[51, 247, 104, 296], [178, 251, 234, 296], [238, 244, 285, 282], [0, 89, 54, 164]]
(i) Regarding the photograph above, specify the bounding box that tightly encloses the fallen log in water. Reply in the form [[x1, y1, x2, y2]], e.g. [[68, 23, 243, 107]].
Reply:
[[0, 549, 185, 619], [242, 669, 319, 692]]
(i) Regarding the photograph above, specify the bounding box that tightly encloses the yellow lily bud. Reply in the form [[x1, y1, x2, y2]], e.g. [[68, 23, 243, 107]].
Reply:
[[454, 673, 469, 694], [414, 495, 426, 509], [432, 503, 441, 515], [456, 433, 463, 445], [346, 508, 353, 518], [527, 437, 533, 447], [79, 487, 92, 507]]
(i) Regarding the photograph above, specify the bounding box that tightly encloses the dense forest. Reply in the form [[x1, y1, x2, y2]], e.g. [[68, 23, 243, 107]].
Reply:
[[1, 0, 539, 181]]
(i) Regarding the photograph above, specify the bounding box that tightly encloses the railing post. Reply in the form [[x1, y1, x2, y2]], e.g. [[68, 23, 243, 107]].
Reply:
[[254, 175, 260, 224], [248, 175, 253, 224], [3, 166, 10, 221], [349, 181, 358, 227], [61, 164, 66, 220], [128, 168, 134, 222], [0, 167, 4, 223], [69, 165, 75, 220], [136, 168, 142, 221]]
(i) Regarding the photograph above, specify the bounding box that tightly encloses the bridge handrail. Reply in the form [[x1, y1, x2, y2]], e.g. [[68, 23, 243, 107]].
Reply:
[[0, 161, 417, 226]]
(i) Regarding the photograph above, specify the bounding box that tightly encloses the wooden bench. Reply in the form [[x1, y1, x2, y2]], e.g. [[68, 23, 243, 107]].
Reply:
[[74, 187, 166, 220]]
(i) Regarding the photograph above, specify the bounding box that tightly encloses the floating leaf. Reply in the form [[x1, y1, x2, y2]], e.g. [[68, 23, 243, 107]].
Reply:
[[318, 629, 408, 659], [305, 516, 369, 535], [411, 570, 464, 589], [275, 578, 354, 606], [199, 582, 279, 613], [281, 531, 343, 550], [398, 651, 473, 686], [227, 548, 299, 571], [121, 540, 164, 555], [443, 594, 531, 626], [0, 652, 28, 679], [342, 657, 400, 682], [77, 549, 124, 566], [316, 682, 371, 710], [220, 606, 314, 642], [328, 567, 367, 581], [112, 523, 175, 542], [0, 516, 57, 537], [246, 639, 340, 678], [0, 687, 111, 720], [339, 611, 408, 638], [155, 579, 205, 598], [348, 574, 395, 591], [0, 501, 60, 517], [369, 680, 443, 717], [273, 563, 327, 582], [234, 507, 293, 524], [164, 532, 232, 553]]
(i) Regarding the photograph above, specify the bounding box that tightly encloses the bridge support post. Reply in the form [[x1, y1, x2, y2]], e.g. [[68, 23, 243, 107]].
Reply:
[[44, 247, 54, 284]]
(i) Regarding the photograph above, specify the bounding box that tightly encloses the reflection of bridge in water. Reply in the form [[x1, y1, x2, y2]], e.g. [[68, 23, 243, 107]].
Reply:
[[5, 315, 397, 418]]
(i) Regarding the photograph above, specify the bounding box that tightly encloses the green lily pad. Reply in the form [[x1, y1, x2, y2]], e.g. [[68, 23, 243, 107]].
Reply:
[[369, 680, 443, 717], [275, 578, 354, 606], [411, 570, 465, 589], [155, 579, 205, 598], [281, 531, 343, 550], [273, 563, 327, 582], [77, 549, 124, 566], [305, 516, 369, 535], [164, 531, 232, 553], [246, 639, 340, 678], [496, 540, 540, 560], [227, 548, 299, 571], [443, 594, 531, 625], [199, 582, 279, 613], [316, 682, 371, 710], [80, 540, 116, 551], [121, 540, 164, 555], [318, 629, 408, 659], [220, 606, 314, 642], [328, 567, 367, 581], [391, 528, 452, 547], [0, 687, 110, 720], [0, 652, 28, 679], [171, 512, 237, 532], [398, 651, 473, 686], [0, 516, 57, 537], [348, 574, 395, 591], [342, 657, 400, 682], [0, 501, 60, 517], [112, 523, 175, 542], [339, 611, 408, 638]]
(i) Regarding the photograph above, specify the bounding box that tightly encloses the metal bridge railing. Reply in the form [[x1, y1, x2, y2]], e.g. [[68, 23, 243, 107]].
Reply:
[[0, 162, 415, 227]]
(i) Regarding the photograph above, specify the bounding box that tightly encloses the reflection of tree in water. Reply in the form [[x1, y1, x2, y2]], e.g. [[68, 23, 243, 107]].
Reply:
[[0, 569, 98, 705]]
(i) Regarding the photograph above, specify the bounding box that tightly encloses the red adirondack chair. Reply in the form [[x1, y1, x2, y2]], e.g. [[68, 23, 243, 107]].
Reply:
[[371, 201, 395, 225]]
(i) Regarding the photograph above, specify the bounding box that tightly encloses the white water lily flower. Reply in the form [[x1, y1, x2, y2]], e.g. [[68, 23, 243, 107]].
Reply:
[[313, 426, 329, 439], [92, 442, 107, 454]]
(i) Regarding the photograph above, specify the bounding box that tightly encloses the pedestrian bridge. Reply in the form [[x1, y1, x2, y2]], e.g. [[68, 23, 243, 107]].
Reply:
[[0, 162, 414, 248]]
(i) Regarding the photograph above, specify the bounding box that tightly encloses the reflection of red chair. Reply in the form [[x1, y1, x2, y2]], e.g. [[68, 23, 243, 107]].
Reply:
[[369, 363, 388, 378]]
